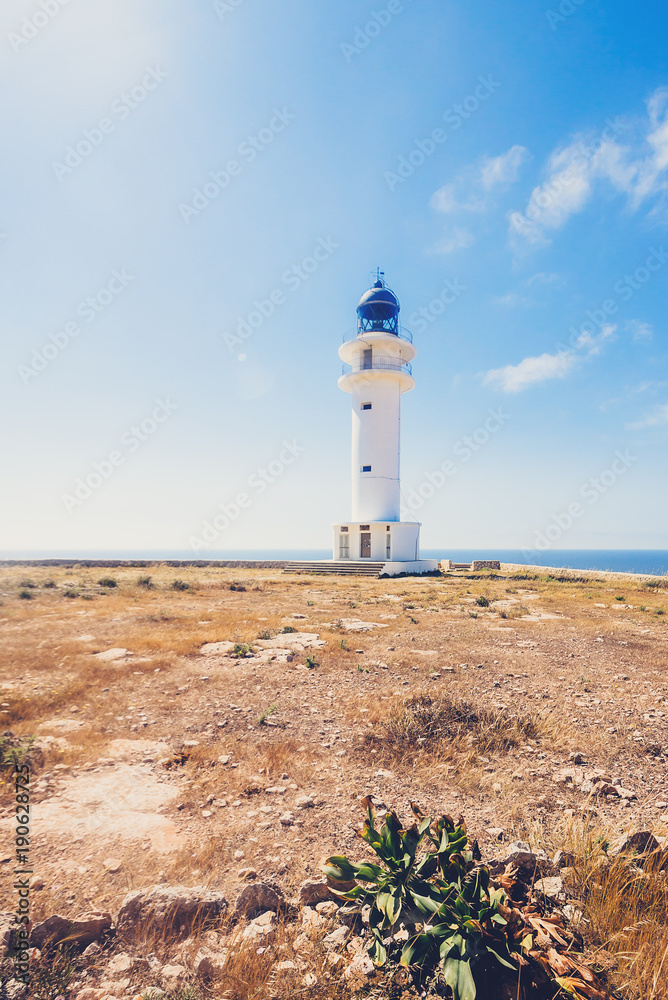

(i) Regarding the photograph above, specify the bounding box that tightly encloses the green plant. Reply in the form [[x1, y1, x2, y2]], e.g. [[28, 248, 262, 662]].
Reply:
[[0, 733, 39, 773], [282, 625, 297, 633], [469, 612, 478, 619], [230, 582, 246, 592], [137, 575, 153, 588], [305, 654, 318, 669], [98, 577, 117, 588], [258, 703, 277, 725], [25, 946, 76, 999], [18, 590, 33, 600], [324, 800, 516, 999], [615, 596, 625, 601], [231, 643, 253, 658], [339, 638, 349, 650], [475, 596, 490, 608], [63, 590, 78, 598], [307, 600, 314, 606], [257, 629, 272, 640], [172, 579, 190, 591], [43, 580, 57, 588], [357, 664, 369, 673]]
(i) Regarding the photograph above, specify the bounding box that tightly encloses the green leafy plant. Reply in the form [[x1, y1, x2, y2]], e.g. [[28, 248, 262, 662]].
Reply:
[[231, 643, 253, 658], [172, 579, 190, 591], [43, 579, 57, 588], [339, 638, 349, 650], [282, 625, 297, 633], [305, 654, 318, 669], [18, 589, 33, 600], [98, 577, 117, 588], [324, 800, 517, 1000], [63, 589, 79, 598], [137, 575, 153, 588], [258, 703, 277, 725], [475, 596, 490, 608]]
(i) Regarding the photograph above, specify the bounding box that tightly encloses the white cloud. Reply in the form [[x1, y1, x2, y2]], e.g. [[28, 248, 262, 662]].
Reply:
[[493, 292, 533, 307], [482, 324, 615, 393], [574, 323, 617, 356], [527, 271, 562, 285], [431, 145, 529, 218], [627, 403, 668, 430], [480, 145, 530, 189], [430, 183, 484, 214], [482, 350, 577, 393], [432, 227, 475, 254], [509, 88, 668, 244], [625, 319, 654, 341]]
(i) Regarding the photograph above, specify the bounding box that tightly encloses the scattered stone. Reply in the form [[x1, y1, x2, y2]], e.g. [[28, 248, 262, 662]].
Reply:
[[486, 827, 504, 841], [238, 867, 258, 880], [30, 911, 112, 949], [107, 953, 135, 975], [94, 648, 132, 662], [534, 876, 565, 902], [302, 973, 318, 987], [610, 831, 660, 856], [299, 880, 337, 906], [103, 858, 123, 873], [295, 794, 315, 809], [194, 946, 229, 978], [279, 811, 296, 826], [117, 885, 228, 936], [265, 785, 287, 795], [30, 875, 46, 890], [344, 953, 375, 981], [315, 901, 339, 917], [161, 964, 187, 989], [324, 925, 349, 949], [200, 641, 236, 655], [242, 910, 276, 944], [234, 850, 245, 861], [235, 881, 284, 919]]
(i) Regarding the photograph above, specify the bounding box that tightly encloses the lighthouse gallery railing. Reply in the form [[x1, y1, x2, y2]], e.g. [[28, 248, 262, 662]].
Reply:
[[341, 356, 413, 376]]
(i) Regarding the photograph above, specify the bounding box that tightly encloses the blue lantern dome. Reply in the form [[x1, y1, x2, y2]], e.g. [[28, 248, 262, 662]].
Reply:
[[357, 278, 400, 334]]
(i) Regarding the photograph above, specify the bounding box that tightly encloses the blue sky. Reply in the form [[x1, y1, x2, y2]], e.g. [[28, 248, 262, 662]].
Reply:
[[1, 0, 667, 554]]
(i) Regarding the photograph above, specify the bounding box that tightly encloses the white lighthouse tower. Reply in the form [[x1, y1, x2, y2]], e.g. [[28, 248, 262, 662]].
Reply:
[[332, 273, 439, 576]]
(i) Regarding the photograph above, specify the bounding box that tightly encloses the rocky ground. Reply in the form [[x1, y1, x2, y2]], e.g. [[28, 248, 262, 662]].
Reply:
[[1, 561, 668, 999]]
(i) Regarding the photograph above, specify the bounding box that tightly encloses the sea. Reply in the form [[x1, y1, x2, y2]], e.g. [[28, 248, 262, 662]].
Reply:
[[2, 549, 668, 577]]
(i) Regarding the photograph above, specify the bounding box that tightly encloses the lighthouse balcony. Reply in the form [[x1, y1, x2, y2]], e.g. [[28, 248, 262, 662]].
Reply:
[[338, 355, 415, 393], [341, 355, 412, 377]]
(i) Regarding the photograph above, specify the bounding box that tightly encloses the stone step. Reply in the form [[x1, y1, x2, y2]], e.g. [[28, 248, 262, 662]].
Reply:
[[284, 561, 385, 577]]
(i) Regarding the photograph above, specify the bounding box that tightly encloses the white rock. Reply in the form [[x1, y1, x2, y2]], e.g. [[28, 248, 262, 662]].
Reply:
[[94, 648, 132, 662]]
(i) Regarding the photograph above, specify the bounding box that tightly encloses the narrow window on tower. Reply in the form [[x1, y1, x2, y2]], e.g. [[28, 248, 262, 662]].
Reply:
[[361, 465, 371, 472], [386, 530, 391, 560], [361, 402, 372, 410]]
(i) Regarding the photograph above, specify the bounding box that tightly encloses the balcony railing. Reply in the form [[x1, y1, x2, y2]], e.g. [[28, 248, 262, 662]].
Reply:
[[341, 356, 413, 377], [341, 325, 413, 344]]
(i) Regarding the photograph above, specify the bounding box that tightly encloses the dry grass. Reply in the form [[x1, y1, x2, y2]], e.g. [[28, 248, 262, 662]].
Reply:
[[564, 822, 668, 999], [363, 692, 542, 764]]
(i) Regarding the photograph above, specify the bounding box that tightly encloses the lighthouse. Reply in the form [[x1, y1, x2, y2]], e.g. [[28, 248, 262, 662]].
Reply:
[[332, 273, 439, 575]]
